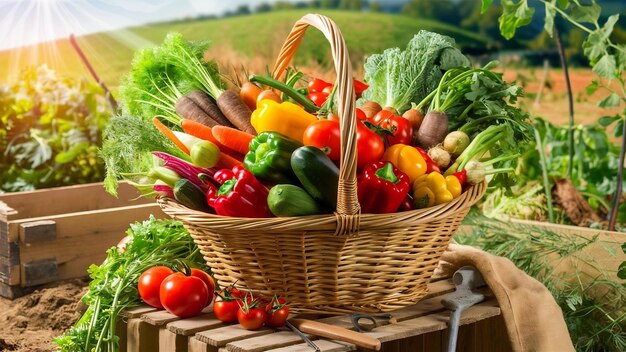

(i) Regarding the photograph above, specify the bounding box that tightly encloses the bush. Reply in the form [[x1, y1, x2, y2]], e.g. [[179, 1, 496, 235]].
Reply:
[[0, 65, 109, 192]]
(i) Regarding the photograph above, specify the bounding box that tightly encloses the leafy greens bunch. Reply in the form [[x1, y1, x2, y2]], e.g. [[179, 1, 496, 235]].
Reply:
[[0, 65, 108, 192], [55, 216, 206, 352]]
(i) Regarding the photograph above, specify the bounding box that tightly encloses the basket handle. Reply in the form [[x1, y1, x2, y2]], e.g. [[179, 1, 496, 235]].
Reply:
[[272, 14, 360, 235]]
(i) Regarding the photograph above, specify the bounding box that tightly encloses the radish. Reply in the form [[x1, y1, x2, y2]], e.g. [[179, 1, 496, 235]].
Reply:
[[443, 131, 470, 157]]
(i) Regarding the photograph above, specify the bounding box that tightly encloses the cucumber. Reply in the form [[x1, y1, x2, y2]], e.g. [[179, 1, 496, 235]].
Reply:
[[173, 179, 212, 212], [290, 146, 339, 209], [267, 185, 324, 217]]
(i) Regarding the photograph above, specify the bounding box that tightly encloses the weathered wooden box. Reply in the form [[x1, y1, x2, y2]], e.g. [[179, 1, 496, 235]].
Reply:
[[0, 182, 164, 298]]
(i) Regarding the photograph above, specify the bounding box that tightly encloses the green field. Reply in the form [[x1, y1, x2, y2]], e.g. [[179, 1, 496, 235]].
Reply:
[[0, 10, 488, 90]]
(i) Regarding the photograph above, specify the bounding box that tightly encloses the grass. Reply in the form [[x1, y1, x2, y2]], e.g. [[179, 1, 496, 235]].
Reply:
[[0, 10, 488, 90]]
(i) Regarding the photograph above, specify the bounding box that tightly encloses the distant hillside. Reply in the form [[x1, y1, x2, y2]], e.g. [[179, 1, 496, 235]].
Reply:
[[0, 10, 489, 89]]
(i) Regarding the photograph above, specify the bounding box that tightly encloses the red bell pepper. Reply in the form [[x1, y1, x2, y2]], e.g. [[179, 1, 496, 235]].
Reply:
[[416, 147, 441, 174], [357, 161, 410, 214], [368, 110, 412, 146], [206, 165, 272, 218], [353, 79, 368, 99]]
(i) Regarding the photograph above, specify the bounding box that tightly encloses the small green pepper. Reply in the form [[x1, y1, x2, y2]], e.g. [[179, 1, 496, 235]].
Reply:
[[244, 132, 303, 184]]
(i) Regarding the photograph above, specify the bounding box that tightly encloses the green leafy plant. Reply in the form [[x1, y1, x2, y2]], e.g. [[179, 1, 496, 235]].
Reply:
[[482, 0, 626, 229], [0, 65, 109, 192], [54, 216, 207, 352]]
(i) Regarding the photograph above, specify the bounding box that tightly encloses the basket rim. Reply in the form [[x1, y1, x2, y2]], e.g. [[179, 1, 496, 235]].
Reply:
[[157, 181, 486, 234]]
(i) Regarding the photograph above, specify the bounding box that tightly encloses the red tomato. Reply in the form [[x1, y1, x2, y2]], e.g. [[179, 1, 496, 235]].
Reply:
[[160, 273, 208, 318], [138, 266, 173, 309], [321, 85, 333, 95], [353, 79, 369, 98], [190, 268, 215, 306], [237, 306, 267, 330], [308, 92, 328, 107], [356, 122, 385, 169], [369, 110, 413, 146], [303, 120, 341, 162], [307, 78, 332, 93], [213, 287, 243, 323], [306, 115, 384, 168], [265, 297, 289, 328], [116, 235, 132, 252]]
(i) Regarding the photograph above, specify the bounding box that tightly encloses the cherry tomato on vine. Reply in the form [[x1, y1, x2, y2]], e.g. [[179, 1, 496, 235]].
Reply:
[[160, 272, 208, 318], [213, 287, 244, 323], [238, 305, 267, 330], [116, 235, 132, 253], [265, 297, 289, 328], [138, 266, 173, 309], [321, 85, 333, 95], [190, 268, 215, 306], [307, 78, 332, 93], [356, 122, 385, 169], [369, 110, 413, 146]]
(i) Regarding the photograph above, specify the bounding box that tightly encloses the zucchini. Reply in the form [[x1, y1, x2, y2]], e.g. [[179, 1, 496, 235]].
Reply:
[[267, 185, 324, 217], [290, 146, 339, 209], [173, 179, 212, 212]]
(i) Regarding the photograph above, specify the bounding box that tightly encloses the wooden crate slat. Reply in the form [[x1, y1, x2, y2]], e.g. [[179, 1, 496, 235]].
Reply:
[[366, 300, 501, 343], [127, 317, 159, 352], [168, 313, 224, 336], [423, 279, 455, 298], [142, 309, 181, 326], [0, 254, 19, 285], [195, 325, 273, 348], [225, 330, 307, 352], [264, 339, 355, 352], [23, 258, 58, 287], [0, 182, 153, 221], [19, 220, 56, 243], [189, 337, 211, 352], [160, 328, 188, 352], [121, 305, 158, 319]]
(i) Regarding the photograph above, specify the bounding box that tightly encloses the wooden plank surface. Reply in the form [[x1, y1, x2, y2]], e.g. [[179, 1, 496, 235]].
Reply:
[[121, 305, 158, 319], [168, 313, 224, 336], [225, 330, 307, 352], [127, 279, 507, 352], [142, 309, 181, 326], [265, 340, 355, 352], [0, 181, 154, 221], [127, 317, 159, 352], [18, 204, 162, 286], [195, 325, 273, 348]]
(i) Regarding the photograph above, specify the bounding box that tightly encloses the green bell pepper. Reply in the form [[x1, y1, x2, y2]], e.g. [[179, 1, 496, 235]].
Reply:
[[244, 131, 303, 184]]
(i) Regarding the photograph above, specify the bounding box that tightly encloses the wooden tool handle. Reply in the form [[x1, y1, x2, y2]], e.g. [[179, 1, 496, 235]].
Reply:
[[289, 318, 381, 351]]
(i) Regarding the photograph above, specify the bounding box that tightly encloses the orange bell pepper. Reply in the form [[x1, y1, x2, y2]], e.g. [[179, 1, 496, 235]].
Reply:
[[381, 144, 427, 184]]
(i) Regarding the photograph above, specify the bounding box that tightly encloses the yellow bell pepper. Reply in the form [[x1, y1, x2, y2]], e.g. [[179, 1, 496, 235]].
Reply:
[[412, 173, 460, 208], [250, 99, 318, 143], [382, 144, 427, 184]]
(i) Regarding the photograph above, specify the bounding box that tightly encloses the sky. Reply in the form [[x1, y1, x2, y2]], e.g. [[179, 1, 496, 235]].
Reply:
[[0, 0, 304, 51]]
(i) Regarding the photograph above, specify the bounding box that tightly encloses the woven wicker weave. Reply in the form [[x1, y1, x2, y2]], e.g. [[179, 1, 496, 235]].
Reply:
[[159, 14, 486, 314]]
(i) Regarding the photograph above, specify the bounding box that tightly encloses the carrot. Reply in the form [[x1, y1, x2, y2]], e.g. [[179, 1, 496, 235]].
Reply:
[[216, 90, 256, 135], [216, 152, 244, 169], [212, 125, 255, 155], [181, 119, 246, 160], [240, 82, 263, 111], [187, 90, 234, 127], [153, 117, 190, 154], [181, 118, 221, 145], [175, 95, 218, 127]]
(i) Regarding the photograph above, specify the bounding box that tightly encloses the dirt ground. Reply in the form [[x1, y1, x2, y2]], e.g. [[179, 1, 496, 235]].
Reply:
[[0, 279, 88, 352]]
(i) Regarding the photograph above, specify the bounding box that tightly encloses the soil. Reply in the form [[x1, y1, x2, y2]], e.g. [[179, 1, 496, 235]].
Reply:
[[0, 279, 88, 352]]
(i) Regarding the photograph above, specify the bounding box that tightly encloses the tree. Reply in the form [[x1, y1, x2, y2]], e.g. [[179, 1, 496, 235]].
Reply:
[[402, 0, 460, 26], [339, 0, 362, 10], [320, 0, 340, 8], [234, 5, 251, 16], [369, 1, 381, 12], [255, 3, 272, 13]]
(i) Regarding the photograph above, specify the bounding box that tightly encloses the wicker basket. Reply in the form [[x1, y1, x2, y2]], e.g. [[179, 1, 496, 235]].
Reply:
[[159, 14, 486, 314]]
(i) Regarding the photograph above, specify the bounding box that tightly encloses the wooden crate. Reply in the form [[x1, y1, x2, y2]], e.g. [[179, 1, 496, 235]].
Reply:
[[119, 279, 511, 352], [0, 182, 164, 298]]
